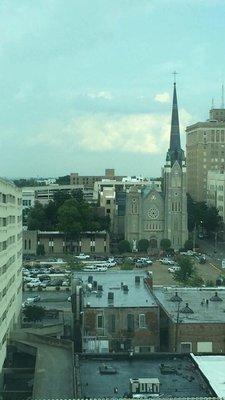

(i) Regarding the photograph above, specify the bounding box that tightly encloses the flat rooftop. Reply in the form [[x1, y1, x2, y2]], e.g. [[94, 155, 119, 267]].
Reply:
[[192, 355, 225, 398], [153, 287, 225, 323], [74, 271, 157, 308], [79, 356, 211, 398]]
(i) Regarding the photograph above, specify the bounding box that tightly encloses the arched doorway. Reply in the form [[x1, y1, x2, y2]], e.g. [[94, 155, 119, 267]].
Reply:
[[149, 238, 158, 255]]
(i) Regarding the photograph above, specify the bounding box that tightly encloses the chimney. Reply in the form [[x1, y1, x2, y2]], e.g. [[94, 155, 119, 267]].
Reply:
[[145, 271, 153, 290]]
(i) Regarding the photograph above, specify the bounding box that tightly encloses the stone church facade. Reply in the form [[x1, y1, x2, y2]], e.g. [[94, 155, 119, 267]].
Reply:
[[124, 82, 188, 251]]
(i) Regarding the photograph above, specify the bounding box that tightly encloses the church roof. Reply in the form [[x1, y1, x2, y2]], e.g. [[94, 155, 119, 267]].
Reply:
[[166, 81, 185, 166]]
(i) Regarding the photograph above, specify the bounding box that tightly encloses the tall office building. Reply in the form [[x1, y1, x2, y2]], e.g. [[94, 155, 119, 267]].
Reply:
[[0, 178, 22, 373], [186, 108, 225, 202]]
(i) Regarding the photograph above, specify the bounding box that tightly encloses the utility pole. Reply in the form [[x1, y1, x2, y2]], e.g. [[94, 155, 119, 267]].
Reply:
[[193, 223, 197, 251], [174, 301, 181, 352]]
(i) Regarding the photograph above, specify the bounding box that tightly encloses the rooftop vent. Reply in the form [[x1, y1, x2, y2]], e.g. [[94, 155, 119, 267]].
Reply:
[[210, 291, 223, 302], [180, 303, 194, 314], [108, 292, 114, 302], [170, 291, 182, 302], [123, 285, 129, 293], [135, 276, 141, 284], [97, 284, 103, 292], [88, 275, 93, 283]]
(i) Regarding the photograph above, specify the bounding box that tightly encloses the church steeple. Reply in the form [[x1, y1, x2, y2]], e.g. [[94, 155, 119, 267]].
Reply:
[[166, 77, 185, 166]]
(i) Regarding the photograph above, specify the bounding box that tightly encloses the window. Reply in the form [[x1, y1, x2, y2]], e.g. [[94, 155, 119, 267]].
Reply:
[[139, 314, 146, 328], [106, 209, 110, 214], [127, 314, 134, 332], [97, 314, 103, 329], [106, 199, 110, 204]]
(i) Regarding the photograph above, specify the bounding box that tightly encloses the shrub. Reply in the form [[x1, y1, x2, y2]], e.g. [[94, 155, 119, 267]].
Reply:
[[137, 239, 149, 252], [118, 240, 131, 254]]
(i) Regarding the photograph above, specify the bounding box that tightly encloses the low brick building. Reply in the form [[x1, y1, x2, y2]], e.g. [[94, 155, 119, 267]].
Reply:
[[23, 230, 109, 255], [153, 287, 225, 353], [73, 271, 159, 353]]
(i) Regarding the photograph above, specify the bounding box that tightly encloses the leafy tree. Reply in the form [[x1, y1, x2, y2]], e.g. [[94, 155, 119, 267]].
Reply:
[[187, 194, 221, 234], [188, 274, 204, 287], [204, 206, 221, 234], [120, 262, 133, 270], [184, 239, 193, 250], [27, 202, 46, 230], [174, 256, 195, 283], [137, 239, 149, 252], [36, 244, 45, 256], [118, 240, 131, 254], [55, 175, 70, 185], [23, 305, 45, 321], [160, 238, 171, 251]]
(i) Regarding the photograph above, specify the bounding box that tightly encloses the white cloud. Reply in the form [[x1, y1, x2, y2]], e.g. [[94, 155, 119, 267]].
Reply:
[[27, 109, 194, 155], [154, 92, 171, 103], [86, 91, 113, 100]]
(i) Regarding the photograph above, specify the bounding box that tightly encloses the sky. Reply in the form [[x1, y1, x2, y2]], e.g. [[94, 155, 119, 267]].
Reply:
[[1, 0, 225, 178]]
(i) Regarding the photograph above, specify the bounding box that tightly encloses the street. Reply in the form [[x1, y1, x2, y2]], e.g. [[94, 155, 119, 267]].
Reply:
[[23, 291, 71, 310]]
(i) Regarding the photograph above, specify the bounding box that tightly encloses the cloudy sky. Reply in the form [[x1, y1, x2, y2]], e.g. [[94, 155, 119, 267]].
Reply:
[[1, 0, 225, 178]]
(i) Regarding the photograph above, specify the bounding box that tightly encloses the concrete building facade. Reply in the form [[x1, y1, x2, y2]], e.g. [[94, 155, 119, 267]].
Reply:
[[23, 230, 109, 255], [0, 178, 22, 372], [70, 169, 124, 188], [207, 170, 225, 221], [186, 108, 225, 202], [124, 83, 188, 250]]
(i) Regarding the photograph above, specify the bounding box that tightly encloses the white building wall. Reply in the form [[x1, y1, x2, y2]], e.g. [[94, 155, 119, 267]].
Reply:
[[0, 179, 22, 372]]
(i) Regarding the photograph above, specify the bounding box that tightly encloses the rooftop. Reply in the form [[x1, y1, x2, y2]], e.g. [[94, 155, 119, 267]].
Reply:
[[153, 287, 225, 323], [74, 271, 157, 308], [79, 355, 212, 398], [192, 355, 225, 398]]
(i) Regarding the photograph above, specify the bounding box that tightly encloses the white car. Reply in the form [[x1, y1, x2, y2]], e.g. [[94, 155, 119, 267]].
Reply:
[[75, 253, 90, 260], [161, 259, 174, 265], [96, 266, 107, 272], [168, 266, 180, 273], [26, 280, 41, 288]]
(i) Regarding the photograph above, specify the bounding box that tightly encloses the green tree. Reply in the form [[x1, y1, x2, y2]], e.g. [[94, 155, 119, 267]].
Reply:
[[184, 239, 193, 250], [27, 202, 46, 230], [55, 175, 70, 185], [174, 256, 195, 283], [204, 206, 221, 234], [137, 239, 149, 252], [118, 240, 131, 254], [160, 238, 171, 251], [23, 305, 45, 321]]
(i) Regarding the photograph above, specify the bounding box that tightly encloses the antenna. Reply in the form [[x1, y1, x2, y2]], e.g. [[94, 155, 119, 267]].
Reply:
[[222, 84, 224, 109], [211, 98, 214, 110]]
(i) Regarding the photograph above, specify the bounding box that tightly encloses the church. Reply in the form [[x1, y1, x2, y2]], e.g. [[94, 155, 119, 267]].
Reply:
[[124, 82, 188, 251]]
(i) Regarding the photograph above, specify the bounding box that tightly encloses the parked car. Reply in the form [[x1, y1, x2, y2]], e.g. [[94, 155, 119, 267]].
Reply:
[[75, 253, 90, 260], [168, 266, 180, 273], [161, 258, 174, 265]]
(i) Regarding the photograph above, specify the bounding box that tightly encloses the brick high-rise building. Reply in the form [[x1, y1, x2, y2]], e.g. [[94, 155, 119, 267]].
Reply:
[[186, 108, 225, 202]]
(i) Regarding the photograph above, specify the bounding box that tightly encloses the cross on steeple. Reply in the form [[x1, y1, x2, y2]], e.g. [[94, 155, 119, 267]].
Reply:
[[173, 71, 178, 84]]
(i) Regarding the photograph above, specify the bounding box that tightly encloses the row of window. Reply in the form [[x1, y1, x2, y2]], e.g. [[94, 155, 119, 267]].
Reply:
[[171, 202, 181, 211], [0, 235, 20, 251], [0, 273, 16, 301], [144, 223, 162, 231], [96, 313, 147, 331], [0, 255, 16, 277], [22, 199, 32, 207]]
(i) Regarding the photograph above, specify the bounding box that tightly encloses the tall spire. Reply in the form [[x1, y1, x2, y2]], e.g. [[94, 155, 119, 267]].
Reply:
[[166, 76, 184, 166]]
